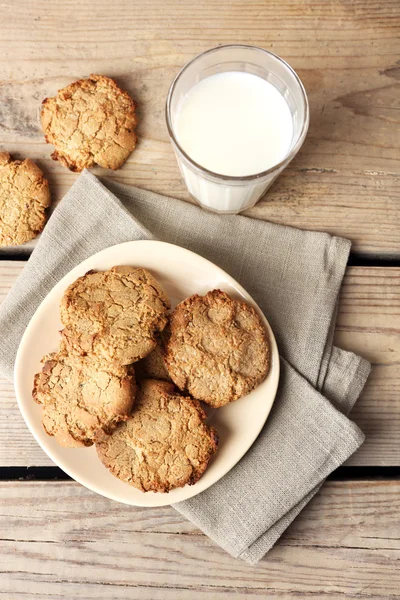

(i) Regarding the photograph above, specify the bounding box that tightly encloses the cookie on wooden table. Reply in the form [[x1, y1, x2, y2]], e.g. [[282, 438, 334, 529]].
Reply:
[[41, 74, 138, 171], [96, 379, 218, 493], [60, 266, 170, 366], [33, 346, 136, 448], [0, 152, 51, 247], [163, 289, 270, 408]]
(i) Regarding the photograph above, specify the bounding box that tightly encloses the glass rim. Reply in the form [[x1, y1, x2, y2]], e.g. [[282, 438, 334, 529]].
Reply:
[[165, 44, 310, 183]]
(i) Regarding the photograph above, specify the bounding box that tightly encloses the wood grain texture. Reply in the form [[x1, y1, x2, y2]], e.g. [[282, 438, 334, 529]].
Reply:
[[0, 262, 399, 467], [0, 0, 399, 255], [335, 267, 400, 465], [0, 480, 399, 599], [0, 3, 399, 597]]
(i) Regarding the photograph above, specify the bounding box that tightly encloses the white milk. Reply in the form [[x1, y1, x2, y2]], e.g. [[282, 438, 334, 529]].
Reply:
[[173, 71, 293, 212]]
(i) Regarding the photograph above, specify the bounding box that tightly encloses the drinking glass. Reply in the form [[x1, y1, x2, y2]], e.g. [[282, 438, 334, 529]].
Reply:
[[166, 44, 309, 214]]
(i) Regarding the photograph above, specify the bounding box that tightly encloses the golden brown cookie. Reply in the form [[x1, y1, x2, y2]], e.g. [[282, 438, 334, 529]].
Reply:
[[163, 289, 270, 408], [60, 266, 170, 366], [33, 345, 136, 448], [0, 152, 51, 247], [135, 342, 172, 382], [41, 74, 137, 172], [96, 379, 218, 493]]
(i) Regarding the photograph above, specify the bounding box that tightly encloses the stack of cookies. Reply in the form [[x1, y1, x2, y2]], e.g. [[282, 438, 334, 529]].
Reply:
[[33, 267, 270, 493]]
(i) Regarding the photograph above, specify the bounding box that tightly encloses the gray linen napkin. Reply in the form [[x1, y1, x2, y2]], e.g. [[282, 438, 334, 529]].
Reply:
[[0, 170, 370, 564]]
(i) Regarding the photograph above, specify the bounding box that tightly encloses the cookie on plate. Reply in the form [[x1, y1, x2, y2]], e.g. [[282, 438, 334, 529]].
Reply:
[[33, 345, 136, 448], [60, 266, 170, 366], [135, 342, 172, 382], [163, 289, 270, 408], [41, 74, 137, 171], [0, 152, 51, 247], [96, 379, 219, 493]]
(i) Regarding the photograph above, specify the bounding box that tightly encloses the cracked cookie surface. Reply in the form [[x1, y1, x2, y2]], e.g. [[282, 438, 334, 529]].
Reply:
[[136, 342, 172, 382], [33, 346, 136, 448], [0, 152, 51, 246], [96, 379, 218, 492], [163, 289, 270, 407], [41, 74, 137, 171], [60, 266, 171, 366]]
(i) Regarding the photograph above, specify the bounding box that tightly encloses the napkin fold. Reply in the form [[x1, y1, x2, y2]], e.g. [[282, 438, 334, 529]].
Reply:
[[0, 170, 370, 564]]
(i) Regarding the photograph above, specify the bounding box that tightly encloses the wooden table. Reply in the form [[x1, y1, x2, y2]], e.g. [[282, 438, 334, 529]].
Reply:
[[1, 1, 399, 598]]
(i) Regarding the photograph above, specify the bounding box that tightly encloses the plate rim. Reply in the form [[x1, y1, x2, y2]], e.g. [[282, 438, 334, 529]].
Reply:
[[14, 240, 280, 507]]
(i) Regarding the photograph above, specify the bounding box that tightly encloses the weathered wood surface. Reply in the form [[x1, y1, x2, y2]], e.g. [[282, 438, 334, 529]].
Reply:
[[335, 266, 400, 465], [0, 262, 399, 467], [0, 480, 399, 599], [0, 0, 399, 255], [0, 1, 399, 597]]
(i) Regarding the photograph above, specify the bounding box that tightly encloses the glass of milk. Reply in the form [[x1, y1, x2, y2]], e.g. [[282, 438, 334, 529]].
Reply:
[[166, 45, 309, 214]]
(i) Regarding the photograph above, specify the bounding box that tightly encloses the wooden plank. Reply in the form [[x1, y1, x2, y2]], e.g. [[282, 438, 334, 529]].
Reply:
[[0, 480, 399, 599], [335, 267, 400, 466], [0, 262, 399, 467], [0, 0, 399, 256]]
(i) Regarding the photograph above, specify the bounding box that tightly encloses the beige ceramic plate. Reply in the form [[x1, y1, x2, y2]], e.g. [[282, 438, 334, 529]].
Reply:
[[14, 241, 279, 507]]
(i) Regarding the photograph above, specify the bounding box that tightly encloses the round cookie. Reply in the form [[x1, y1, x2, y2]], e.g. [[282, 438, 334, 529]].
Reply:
[[96, 379, 218, 493], [33, 345, 136, 448], [60, 266, 171, 366], [41, 74, 137, 172], [135, 342, 172, 382], [163, 289, 270, 407], [0, 152, 51, 247]]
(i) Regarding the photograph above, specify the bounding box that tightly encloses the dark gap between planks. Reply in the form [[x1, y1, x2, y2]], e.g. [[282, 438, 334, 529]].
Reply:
[[0, 251, 400, 268], [347, 254, 400, 267], [0, 250, 31, 261], [0, 466, 399, 482]]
